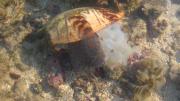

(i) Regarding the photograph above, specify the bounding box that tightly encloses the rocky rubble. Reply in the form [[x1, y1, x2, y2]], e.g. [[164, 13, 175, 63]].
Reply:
[[0, 0, 179, 101]]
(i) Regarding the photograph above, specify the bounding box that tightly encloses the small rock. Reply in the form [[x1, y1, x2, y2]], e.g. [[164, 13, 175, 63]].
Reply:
[[56, 84, 74, 101], [9, 72, 21, 80]]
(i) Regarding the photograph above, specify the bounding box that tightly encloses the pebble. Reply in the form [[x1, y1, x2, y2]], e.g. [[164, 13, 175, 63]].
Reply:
[[9, 72, 21, 80], [56, 84, 74, 101]]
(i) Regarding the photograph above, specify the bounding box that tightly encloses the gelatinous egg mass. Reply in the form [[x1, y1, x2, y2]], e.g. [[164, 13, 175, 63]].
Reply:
[[97, 22, 137, 68]]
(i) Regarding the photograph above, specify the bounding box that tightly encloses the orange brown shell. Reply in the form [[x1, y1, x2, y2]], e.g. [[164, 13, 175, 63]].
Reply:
[[46, 7, 125, 45]]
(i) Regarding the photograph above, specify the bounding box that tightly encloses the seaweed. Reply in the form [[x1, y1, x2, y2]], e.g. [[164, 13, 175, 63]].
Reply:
[[0, 0, 25, 24], [104, 65, 124, 80], [127, 18, 147, 45], [125, 0, 142, 14], [121, 58, 165, 101]]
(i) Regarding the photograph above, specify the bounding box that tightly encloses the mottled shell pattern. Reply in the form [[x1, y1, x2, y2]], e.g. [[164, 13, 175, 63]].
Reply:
[[46, 7, 125, 45]]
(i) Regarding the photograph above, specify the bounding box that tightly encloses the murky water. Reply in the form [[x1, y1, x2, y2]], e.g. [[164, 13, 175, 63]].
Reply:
[[0, 0, 180, 101]]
